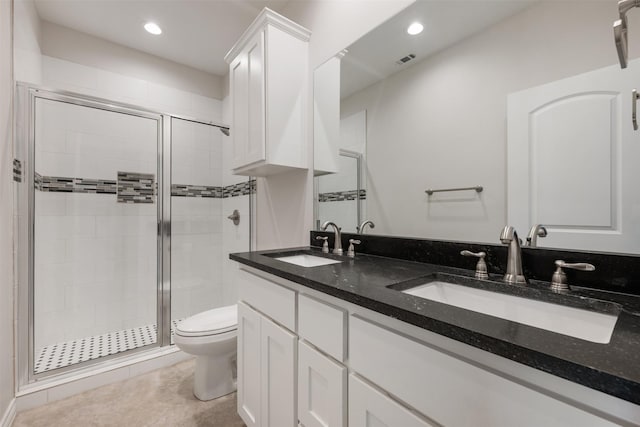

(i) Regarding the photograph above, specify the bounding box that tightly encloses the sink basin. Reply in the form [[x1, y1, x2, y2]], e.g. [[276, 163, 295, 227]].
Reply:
[[273, 254, 343, 268], [400, 280, 619, 344]]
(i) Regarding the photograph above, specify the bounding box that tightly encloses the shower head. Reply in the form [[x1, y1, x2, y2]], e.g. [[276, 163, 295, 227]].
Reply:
[[219, 127, 230, 136]]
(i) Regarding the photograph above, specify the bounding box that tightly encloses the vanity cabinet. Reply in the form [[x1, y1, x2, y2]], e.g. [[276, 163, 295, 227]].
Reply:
[[225, 8, 310, 177], [236, 265, 629, 427]]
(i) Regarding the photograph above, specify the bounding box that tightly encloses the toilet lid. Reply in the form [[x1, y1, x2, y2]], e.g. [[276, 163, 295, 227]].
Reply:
[[176, 305, 237, 337]]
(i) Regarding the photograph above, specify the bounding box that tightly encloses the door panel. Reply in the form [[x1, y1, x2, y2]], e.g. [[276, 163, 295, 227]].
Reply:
[[508, 60, 640, 252]]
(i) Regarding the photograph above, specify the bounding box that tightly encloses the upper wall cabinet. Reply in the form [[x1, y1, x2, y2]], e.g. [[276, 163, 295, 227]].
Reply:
[[225, 8, 311, 177]]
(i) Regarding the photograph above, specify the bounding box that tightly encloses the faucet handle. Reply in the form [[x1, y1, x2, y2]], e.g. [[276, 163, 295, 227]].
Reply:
[[551, 260, 595, 292], [316, 236, 329, 253], [460, 250, 489, 279], [347, 239, 361, 258]]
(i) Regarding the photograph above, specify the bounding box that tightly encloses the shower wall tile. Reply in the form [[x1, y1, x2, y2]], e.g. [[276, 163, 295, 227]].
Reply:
[[221, 193, 252, 306], [35, 191, 67, 216], [34, 190, 158, 349]]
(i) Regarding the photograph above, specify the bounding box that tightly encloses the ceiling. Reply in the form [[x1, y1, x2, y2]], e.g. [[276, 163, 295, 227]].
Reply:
[[340, 1, 534, 99], [34, 0, 290, 76]]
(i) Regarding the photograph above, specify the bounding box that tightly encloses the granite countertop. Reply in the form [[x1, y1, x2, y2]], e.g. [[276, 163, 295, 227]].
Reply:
[[230, 246, 640, 405]]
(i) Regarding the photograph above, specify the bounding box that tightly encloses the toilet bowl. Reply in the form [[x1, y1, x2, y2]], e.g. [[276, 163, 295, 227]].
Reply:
[[174, 305, 238, 401]]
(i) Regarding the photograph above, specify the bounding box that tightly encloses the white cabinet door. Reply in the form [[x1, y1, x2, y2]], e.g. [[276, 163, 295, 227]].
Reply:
[[238, 302, 261, 427], [230, 31, 265, 170], [349, 374, 434, 427], [245, 30, 266, 166], [298, 340, 346, 427], [261, 315, 297, 427], [230, 53, 248, 169]]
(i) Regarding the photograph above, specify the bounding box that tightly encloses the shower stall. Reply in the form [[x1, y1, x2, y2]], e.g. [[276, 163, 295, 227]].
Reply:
[[14, 84, 253, 385]]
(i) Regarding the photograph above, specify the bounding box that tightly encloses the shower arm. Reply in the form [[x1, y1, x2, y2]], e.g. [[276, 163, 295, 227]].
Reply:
[[614, 0, 640, 69]]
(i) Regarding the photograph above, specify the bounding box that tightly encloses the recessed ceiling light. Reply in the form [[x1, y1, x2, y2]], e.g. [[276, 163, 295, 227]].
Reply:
[[144, 22, 162, 35], [407, 22, 424, 36]]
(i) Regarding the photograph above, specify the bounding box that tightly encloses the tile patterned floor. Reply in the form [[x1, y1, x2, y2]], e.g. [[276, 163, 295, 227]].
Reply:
[[35, 320, 180, 374]]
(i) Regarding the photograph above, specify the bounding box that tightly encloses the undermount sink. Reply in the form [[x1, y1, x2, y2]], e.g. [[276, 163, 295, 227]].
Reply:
[[273, 254, 343, 268], [397, 278, 619, 344]]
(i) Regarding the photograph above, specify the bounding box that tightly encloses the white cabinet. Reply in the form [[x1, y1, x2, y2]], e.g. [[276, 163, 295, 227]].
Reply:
[[298, 340, 347, 427], [225, 8, 311, 177], [237, 302, 297, 427], [349, 374, 434, 427]]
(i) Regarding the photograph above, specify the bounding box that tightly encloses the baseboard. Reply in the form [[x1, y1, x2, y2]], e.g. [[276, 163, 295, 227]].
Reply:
[[0, 398, 16, 427]]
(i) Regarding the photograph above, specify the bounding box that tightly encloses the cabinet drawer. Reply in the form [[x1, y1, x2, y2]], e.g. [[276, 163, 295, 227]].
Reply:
[[298, 294, 346, 361], [238, 268, 296, 331], [349, 374, 434, 427], [298, 340, 347, 427], [349, 315, 617, 427]]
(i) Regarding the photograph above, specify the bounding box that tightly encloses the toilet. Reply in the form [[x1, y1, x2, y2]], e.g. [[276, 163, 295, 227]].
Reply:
[[174, 304, 238, 401]]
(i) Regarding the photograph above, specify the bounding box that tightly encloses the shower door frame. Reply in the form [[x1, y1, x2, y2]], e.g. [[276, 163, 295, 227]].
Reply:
[[15, 83, 231, 387]]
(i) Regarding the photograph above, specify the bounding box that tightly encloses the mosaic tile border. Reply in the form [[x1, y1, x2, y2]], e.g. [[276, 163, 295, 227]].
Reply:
[[35, 172, 117, 194], [319, 189, 366, 202], [172, 184, 223, 198], [223, 180, 256, 198], [13, 159, 22, 183], [34, 173, 255, 199], [117, 171, 155, 204]]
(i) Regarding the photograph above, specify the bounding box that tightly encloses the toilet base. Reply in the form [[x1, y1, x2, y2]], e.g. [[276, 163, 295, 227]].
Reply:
[[193, 352, 237, 401]]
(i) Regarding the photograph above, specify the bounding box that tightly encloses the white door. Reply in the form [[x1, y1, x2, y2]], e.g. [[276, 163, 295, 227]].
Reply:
[[260, 315, 297, 427], [298, 340, 347, 427], [507, 60, 640, 253], [349, 374, 434, 427], [237, 302, 261, 427]]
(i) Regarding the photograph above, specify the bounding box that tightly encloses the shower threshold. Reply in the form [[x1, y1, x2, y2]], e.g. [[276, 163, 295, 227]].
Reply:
[[35, 320, 180, 374]]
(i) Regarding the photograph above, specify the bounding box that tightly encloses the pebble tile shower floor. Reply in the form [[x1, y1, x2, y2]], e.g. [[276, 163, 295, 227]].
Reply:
[[35, 320, 180, 373]]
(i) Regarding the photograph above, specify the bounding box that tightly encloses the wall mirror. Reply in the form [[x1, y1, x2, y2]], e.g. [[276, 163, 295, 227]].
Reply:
[[313, 0, 640, 255]]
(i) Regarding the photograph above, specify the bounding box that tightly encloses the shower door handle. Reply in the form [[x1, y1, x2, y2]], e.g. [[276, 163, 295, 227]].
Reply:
[[633, 89, 640, 130]]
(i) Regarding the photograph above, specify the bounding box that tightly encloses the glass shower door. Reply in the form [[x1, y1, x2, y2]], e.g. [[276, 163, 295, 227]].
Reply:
[[32, 94, 162, 374], [170, 117, 224, 340]]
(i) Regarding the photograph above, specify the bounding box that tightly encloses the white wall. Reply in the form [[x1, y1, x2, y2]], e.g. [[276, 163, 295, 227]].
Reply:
[[40, 21, 223, 101], [13, 0, 41, 84], [253, 0, 414, 249], [1, 0, 15, 423], [340, 0, 633, 243]]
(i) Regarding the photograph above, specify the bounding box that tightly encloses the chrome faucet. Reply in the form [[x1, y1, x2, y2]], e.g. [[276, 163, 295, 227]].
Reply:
[[321, 221, 343, 255], [499, 226, 527, 284], [357, 220, 375, 234], [526, 224, 547, 247]]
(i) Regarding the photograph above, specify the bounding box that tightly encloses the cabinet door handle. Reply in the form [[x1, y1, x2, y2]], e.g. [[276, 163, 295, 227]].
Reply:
[[633, 89, 639, 130]]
